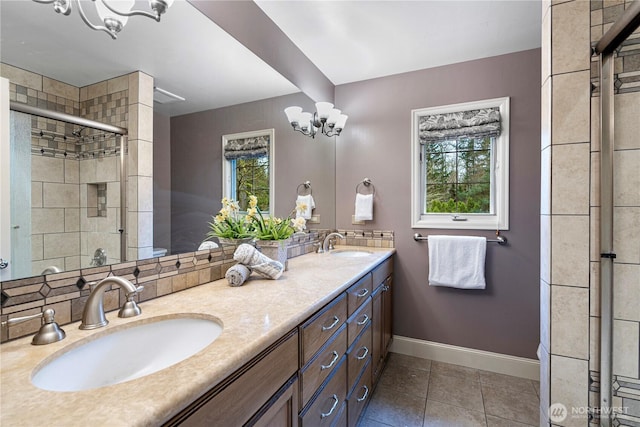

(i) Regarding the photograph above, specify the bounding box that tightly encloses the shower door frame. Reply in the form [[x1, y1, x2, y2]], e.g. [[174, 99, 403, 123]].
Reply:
[[593, 3, 640, 426], [4, 100, 129, 277]]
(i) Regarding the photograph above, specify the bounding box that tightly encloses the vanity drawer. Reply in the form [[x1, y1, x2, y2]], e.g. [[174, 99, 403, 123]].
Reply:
[[347, 298, 371, 348], [300, 356, 347, 427], [347, 361, 372, 427], [372, 257, 393, 287], [347, 324, 372, 392], [346, 273, 372, 316], [300, 293, 347, 365], [301, 324, 347, 406]]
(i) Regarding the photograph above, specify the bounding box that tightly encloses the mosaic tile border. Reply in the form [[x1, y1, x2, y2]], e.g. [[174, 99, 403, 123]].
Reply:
[[0, 229, 394, 342]]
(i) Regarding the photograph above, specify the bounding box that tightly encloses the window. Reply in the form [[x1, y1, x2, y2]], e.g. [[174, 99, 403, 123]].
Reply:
[[411, 97, 509, 230], [222, 129, 274, 212]]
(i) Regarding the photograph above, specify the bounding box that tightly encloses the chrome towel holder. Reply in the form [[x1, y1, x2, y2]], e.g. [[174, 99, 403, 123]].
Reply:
[[356, 178, 376, 196], [296, 181, 312, 196], [413, 231, 508, 245]]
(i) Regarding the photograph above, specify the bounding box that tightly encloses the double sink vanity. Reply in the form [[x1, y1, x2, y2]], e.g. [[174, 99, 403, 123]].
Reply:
[[0, 246, 394, 426]]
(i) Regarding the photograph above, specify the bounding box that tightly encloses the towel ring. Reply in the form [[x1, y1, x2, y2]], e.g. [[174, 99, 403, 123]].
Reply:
[[355, 178, 375, 196], [296, 181, 312, 196]]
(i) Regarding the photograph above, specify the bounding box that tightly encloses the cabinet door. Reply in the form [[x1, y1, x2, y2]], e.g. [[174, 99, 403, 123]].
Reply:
[[381, 276, 393, 360], [371, 286, 383, 384], [250, 378, 299, 427]]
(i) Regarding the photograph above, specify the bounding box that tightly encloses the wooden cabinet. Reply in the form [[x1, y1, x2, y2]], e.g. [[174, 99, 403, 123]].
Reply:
[[371, 258, 394, 385], [301, 324, 347, 406], [299, 356, 347, 427], [166, 330, 299, 427], [249, 377, 299, 427], [168, 254, 393, 427]]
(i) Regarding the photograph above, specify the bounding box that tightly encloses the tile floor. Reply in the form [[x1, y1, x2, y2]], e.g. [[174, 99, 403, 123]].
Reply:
[[359, 353, 540, 427]]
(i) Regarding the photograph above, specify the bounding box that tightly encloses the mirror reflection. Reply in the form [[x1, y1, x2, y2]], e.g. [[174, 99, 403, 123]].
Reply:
[[0, 0, 336, 281]]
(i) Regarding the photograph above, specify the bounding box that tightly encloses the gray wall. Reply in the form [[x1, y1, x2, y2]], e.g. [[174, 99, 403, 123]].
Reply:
[[170, 92, 336, 253], [334, 49, 541, 358], [153, 111, 172, 254]]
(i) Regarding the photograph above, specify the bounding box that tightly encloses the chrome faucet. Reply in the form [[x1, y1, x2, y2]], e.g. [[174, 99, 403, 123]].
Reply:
[[1, 309, 66, 345], [321, 232, 345, 253], [80, 276, 143, 330]]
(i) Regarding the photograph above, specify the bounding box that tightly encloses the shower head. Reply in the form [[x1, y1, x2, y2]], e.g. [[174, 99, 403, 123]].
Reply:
[[72, 127, 86, 137]]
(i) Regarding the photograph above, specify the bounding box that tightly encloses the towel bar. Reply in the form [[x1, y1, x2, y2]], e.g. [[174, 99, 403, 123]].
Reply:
[[413, 233, 508, 245]]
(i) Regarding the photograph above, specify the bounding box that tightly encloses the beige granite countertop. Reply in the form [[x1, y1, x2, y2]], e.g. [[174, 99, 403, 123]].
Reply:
[[0, 247, 394, 427]]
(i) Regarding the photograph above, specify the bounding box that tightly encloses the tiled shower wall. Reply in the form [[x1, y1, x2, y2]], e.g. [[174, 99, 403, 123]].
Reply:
[[540, 1, 640, 426], [1, 64, 154, 269]]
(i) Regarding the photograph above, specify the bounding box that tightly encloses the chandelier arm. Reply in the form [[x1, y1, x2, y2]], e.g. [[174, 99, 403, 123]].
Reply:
[[76, 0, 118, 39], [33, 0, 72, 15], [98, 0, 161, 21]]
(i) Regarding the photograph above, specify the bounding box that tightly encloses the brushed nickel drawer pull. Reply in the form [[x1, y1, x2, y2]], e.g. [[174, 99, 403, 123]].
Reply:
[[322, 315, 340, 331], [357, 385, 369, 402], [321, 394, 339, 418], [321, 351, 340, 370], [356, 346, 369, 360], [356, 288, 369, 298], [356, 314, 369, 326]]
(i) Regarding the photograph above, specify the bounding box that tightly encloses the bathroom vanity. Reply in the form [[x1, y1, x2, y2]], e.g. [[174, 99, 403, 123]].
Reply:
[[0, 247, 394, 426]]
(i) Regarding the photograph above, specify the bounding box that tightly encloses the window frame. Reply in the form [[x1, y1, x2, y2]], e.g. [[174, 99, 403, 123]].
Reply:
[[222, 128, 275, 214], [410, 97, 509, 230]]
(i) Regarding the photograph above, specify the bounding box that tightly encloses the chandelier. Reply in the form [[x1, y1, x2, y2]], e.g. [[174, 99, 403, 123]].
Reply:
[[32, 0, 174, 39], [284, 102, 348, 138]]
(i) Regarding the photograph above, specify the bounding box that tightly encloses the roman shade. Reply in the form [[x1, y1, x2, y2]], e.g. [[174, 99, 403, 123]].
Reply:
[[418, 107, 501, 142], [223, 135, 269, 160]]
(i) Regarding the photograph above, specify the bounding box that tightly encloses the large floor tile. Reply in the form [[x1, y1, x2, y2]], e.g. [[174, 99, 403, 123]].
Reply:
[[482, 384, 540, 426], [364, 386, 426, 427], [378, 362, 430, 398], [431, 361, 480, 381], [427, 371, 484, 412], [486, 414, 536, 426], [479, 370, 539, 395], [423, 400, 487, 427], [387, 353, 432, 372], [358, 418, 395, 427]]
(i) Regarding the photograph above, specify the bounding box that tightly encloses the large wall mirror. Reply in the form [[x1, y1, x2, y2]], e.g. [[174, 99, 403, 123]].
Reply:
[[0, 0, 336, 281]]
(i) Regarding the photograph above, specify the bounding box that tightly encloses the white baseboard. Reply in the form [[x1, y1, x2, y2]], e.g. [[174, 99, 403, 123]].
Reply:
[[390, 335, 540, 381]]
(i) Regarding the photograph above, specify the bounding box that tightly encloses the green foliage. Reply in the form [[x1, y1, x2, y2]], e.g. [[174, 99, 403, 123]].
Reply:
[[424, 137, 492, 214]]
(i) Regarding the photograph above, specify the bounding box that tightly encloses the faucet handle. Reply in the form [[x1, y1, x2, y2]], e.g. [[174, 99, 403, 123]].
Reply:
[[2, 309, 66, 345], [118, 286, 144, 318]]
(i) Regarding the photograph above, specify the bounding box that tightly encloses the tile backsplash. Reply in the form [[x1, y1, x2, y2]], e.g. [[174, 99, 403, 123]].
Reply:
[[0, 230, 394, 343]]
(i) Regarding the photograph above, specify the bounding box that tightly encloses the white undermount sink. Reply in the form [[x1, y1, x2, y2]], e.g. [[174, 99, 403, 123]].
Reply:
[[31, 315, 223, 392], [330, 249, 373, 258]]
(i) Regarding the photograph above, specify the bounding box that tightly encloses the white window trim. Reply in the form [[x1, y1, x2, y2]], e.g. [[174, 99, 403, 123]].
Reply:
[[410, 97, 509, 230], [222, 128, 275, 213]]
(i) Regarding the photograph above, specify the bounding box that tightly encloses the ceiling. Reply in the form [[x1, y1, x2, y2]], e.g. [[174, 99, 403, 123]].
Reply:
[[0, 0, 541, 117], [256, 0, 542, 85]]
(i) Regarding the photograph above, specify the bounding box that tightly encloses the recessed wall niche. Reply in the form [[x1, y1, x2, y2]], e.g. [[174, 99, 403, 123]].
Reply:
[[87, 183, 107, 218]]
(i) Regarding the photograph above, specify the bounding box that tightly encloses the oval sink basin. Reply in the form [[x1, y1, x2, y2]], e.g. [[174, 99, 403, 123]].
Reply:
[[330, 250, 373, 258], [31, 315, 223, 392]]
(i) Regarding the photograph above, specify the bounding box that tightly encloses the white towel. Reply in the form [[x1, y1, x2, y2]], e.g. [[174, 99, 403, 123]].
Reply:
[[233, 243, 284, 280], [225, 264, 252, 287], [354, 193, 373, 221], [427, 235, 487, 289], [198, 241, 219, 250], [296, 194, 315, 220]]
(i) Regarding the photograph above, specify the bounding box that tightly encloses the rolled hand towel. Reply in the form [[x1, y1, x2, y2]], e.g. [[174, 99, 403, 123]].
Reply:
[[233, 243, 284, 280], [225, 263, 252, 287]]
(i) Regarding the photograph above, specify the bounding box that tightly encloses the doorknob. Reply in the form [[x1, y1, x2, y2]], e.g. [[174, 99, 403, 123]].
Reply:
[[0, 258, 8, 269]]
